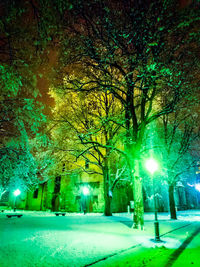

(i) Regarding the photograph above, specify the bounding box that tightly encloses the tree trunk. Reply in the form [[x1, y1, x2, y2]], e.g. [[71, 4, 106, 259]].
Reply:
[[132, 159, 144, 229], [103, 165, 112, 216], [51, 193, 56, 212], [104, 188, 112, 216], [169, 184, 177, 219]]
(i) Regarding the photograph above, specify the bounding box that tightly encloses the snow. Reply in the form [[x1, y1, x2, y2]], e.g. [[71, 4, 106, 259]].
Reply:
[[1, 210, 200, 266]]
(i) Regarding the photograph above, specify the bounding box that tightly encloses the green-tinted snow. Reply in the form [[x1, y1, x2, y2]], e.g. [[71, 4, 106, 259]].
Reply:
[[93, 246, 200, 266]]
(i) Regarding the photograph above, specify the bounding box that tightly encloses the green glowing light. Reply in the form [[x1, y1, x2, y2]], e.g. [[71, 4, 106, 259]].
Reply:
[[195, 183, 200, 192], [82, 186, 89, 195], [13, 189, 21, 196], [145, 158, 158, 174]]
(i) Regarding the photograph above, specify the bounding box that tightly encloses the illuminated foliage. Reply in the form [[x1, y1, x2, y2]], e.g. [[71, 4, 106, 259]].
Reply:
[[0, 0, 57, 199], [50, 80, 129, 215], [0, 63, 49, 199]]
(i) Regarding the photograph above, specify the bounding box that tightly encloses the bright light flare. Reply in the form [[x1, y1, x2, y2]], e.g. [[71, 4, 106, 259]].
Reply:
[[195, 183, 200, 192], [13, 189, 21, 196], [145, 158, 158, 174], [82, 186, 89, 195]]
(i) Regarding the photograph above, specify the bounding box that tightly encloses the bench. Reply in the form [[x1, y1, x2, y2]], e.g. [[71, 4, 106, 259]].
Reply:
[[55, 212, 66, 216], [6, 214, 23, 218]]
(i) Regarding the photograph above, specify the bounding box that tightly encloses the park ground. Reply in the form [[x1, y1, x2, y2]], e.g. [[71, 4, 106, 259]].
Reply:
[[0, 210, 200, 267]]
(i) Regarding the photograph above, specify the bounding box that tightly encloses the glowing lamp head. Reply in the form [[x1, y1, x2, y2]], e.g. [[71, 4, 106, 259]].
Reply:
[[82, 186, 89, 196], [13, 189, 21, 197], [145, 158, 158, 175], [195, 183, 200, 192]]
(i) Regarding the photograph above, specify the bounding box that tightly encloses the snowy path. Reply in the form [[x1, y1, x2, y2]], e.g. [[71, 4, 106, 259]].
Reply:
[[0, 213, 141, 267], [91, 221, 200, 266], [1, 211, 200, 267]]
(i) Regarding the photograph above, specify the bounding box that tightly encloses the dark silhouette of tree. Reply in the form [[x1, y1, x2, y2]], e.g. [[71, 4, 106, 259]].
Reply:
[[158, 109, 200, 219], [0, 1, 51, 199]]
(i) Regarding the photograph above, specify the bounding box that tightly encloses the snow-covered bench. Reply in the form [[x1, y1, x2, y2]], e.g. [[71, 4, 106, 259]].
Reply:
[[54, 212, 66, 216], [6, 214, 23, 218]]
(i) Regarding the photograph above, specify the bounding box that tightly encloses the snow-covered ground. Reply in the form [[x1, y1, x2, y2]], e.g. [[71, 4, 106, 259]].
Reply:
[[1, 210, 200, 267]]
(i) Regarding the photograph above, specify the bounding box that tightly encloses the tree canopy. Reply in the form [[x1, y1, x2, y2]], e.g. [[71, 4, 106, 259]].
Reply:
[[49, 0, 199, 226]]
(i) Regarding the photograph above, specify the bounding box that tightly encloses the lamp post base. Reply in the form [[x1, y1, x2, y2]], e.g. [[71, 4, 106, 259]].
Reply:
[[154, 220, 160, 241]]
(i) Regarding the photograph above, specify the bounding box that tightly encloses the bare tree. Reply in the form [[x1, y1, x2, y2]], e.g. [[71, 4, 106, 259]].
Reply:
[[51, 0, 199, 228], [157, 109, 200, 219], [50, 87, 128, 215]]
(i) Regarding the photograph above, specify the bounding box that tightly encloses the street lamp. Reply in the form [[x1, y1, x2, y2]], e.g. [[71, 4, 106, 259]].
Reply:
[[82, 186, 90, 196], [13, 189, 21, 212], [145, 158, 158, 175], [82, 186, 90, 214], [145, 158, 161, 242], [195, 183, 200, 192]]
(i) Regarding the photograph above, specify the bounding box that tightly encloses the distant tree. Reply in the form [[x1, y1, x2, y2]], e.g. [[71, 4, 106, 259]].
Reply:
[[0, 64, 48, 200], [0, 1, 55, 200], [156, 108, 200, 219], [49, 83, 130, 215]]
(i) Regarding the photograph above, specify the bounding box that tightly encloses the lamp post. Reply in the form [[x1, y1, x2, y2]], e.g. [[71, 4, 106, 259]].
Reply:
[[82, 186, 89, 214], [145, 158, 161, 242], [13, 189, 21, 212]]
